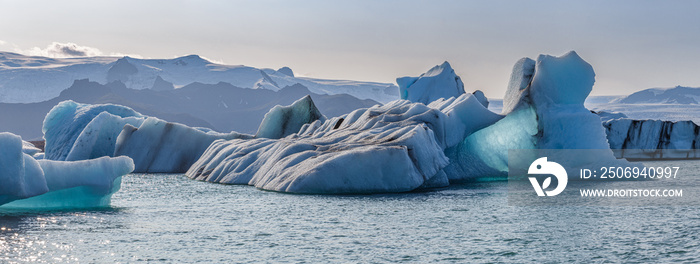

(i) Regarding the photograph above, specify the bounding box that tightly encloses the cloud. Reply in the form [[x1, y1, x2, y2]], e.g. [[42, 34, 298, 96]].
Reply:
[[13, 42, 144, 58], [23, 42, 104, 58], [0, 40, 6, 45]]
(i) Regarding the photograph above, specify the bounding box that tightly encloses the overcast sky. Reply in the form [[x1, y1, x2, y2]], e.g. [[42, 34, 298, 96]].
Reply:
[[1, 0, 699, 98]]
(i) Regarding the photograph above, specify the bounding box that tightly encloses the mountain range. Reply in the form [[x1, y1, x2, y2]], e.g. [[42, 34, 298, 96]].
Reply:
[[0, 79, 380, 140], [617, 86, 700, 104], [0, 52, 399, 103]]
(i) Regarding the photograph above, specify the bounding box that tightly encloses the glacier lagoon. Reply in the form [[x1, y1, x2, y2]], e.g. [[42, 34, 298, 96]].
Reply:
[[2, 160, 700, 263], [2, 50, 700, 262]]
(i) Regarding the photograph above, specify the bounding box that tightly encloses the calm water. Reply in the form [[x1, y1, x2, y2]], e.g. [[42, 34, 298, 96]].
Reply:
[[1, 161, 700, 263]]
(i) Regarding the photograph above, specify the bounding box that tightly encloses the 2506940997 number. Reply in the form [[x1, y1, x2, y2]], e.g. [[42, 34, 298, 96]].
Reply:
[[599, 167, 679, 179]]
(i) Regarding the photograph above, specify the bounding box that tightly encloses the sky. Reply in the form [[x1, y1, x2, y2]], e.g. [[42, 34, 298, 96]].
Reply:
[[1, 0, 700, 98]]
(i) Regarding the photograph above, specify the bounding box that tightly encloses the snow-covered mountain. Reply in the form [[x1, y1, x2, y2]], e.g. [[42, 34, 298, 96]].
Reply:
[[617, 85, 700, 104], [0, 52, 399, 103], [0, 79, 380, 140]]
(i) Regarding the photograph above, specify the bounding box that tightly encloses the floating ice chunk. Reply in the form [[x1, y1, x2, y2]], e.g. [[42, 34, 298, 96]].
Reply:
[[427, 94, 504, 148], [43, 100, 144, 160], [188, 93, 500, 193], [397, 61, 465, 104], [255, 95, 326, 139], [530, 51, 608, 150], [446, 51, 635, 180], [3, 156, 134, 209], [0, 133, 49, 205], [114, 117, 251, 173], [1, 132, 134, 208], [530, 52, 595, 106], [41, 100, 250, 172], [603, 119, 700, 151], [65, 111, 145, 161], [443, 105, 538, 179]]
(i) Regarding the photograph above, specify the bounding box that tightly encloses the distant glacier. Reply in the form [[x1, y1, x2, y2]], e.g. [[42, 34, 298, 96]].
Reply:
[[0, 52, 399, 103]]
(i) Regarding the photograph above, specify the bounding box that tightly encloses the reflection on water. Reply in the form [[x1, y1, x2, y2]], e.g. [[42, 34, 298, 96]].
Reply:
[[1, 161, 700, 263], [1, 209, 124, 263]]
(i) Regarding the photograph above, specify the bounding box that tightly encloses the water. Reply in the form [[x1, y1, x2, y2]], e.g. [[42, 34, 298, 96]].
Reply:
[[2, 161, 700, 263]]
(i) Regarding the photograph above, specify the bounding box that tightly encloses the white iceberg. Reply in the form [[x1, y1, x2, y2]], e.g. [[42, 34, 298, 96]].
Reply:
[[187, 93, 501, 193], [65, 111, 145, 161], [189, 51, 632, 192], [256, 95, 326, 139], [0, 132, 134, 209], [397, 61, 466, 104], [445, 51, 636, 179], [0, 132, 48, 205], [43, 100, 144, 161], [603, 118, 700, 159], [41, 100, 244, 173], [114, 117, 251, 173]]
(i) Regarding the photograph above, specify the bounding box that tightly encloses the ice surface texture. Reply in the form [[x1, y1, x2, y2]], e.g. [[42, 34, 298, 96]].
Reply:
[[0, 132, 134, 209], [189, 51, 628, 192], [397, 61, 466, 105], [187, 93, 501, 193], [256, 95, 326, 139], [42, 100, 250, 173], [34, 50, 637, 196], [115, 118, 251, 173], [43, 100, 144, 161], [187, 51, 630, 190], [0, 132, 48, 205], [446, 51, 636, 179], [603, 118, 700, 159]]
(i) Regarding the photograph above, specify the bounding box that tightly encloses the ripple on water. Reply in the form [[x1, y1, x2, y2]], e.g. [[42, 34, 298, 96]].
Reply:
[[0, 167, 699, 263]]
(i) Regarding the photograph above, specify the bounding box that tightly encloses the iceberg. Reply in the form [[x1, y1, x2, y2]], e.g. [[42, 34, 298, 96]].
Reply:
[[0, 132, 134, 209], [114, 117, 251, 173], [43, 100, 144, 161], [445, 51, 636, 179], [0, 132, 48, 205], [40, 100, 252, 173], [187, 93, 501, 193], [187, 51, 632, 193], [397, 61, 466, 104], [65, 111, 145, 161], [602, 118, 700, 159], [255, 95, 326, 139], [6, 156, 134, 209]]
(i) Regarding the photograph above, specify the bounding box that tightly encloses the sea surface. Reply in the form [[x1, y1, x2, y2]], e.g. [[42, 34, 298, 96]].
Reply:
[[1, 160, 699, 263]]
